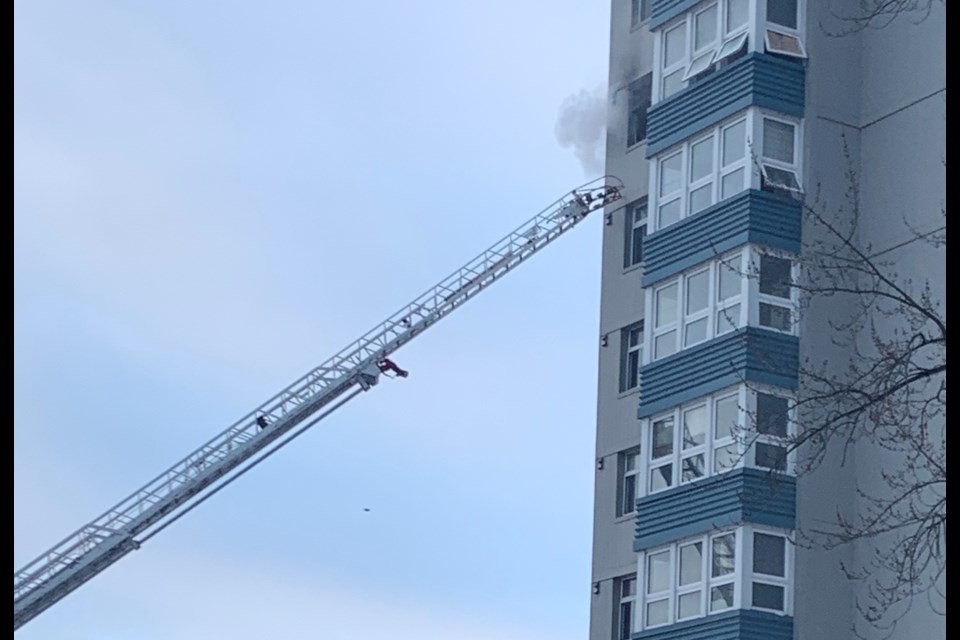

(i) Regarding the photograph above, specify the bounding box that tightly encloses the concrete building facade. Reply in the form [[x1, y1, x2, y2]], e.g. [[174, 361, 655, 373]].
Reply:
[[590, 0, 945, 638]]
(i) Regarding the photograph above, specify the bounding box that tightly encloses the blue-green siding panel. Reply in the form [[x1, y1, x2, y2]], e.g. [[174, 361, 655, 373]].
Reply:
[[633, 468, 796, 551], [645, 54, 805, 158], [649, 0, 703, 29], [637, 328, 799, 418], [632, 609, 793, 640], [641, 190, 802, 287]]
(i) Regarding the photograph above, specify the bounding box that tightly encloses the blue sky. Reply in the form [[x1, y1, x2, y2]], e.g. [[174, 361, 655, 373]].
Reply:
[[14, 2, 612, 638]]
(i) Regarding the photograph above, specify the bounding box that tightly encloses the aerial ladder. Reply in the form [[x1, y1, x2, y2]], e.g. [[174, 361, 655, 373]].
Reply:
[[13, 177, 623, 631]]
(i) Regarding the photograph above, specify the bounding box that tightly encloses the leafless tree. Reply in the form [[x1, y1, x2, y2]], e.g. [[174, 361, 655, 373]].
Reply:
[[826, 0, 944, 34], [735, 136, 946, 636]]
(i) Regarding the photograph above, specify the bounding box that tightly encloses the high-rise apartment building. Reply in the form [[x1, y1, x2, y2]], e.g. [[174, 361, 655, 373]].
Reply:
[[590, 0, 945, 638]]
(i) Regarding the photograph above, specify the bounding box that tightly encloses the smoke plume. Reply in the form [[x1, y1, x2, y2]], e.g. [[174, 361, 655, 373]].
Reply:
[[554, 85, 608, 177]]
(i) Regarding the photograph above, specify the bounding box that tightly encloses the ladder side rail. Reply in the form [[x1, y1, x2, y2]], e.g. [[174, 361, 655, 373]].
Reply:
[[14, 178, 621, 623]]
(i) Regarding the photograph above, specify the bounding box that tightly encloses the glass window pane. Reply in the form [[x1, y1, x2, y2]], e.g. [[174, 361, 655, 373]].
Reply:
[[760, 303, 792, 331], [767, 29, 805, 56], [722, 121, 746, 166], [685, 51, 715, 80], [652, 418, 675, 458], [627, 350, 640, 389], [726, 0, 749, 32], [716, 304, 741, 335], [662, 69, 685, 99], [626, 450, 640, 471], [631, 225, 645, 265], [715, 395, 739, 440], [756, 443, 788, 471], [714, 31, 748, 62], [629, 326, 643, 347], [622, 576, 637, 597], [690, 137, 714, 182], [646, 599, 670, 626], [710, 583, 735, 611], [619, 602, 634, 640], [752, 583, 786, 610], [682, 406, 707, 448], [656, 284, 678, 327], [684, 317, 708, 346], [718, 257, 742, 300], [686, 271, 709, 314], [695, 5, 718, 50], [714, 442, 739, 472], [763, 119, 795, 164], [658, 199, 682, 228], [678, 592, 701, 619], [754, 533, 786, 577], [759, 255, 792, 297], [767, 0, 798, 29], [712, 534, 736, 577], [682, 454, 706, 482], [622, 475, 637, 515], [689, 184, 713, 215], [655, 331, 677, 358], [763, 165, 801, 191], [660, 153, 683, 196], [650, 464, 673, 491], [721, 168, 745, 199], [679, 542, 703, 585], [664, 24, 687, 67], [647, 551, 671, 593], [757, 393, 789, 436]]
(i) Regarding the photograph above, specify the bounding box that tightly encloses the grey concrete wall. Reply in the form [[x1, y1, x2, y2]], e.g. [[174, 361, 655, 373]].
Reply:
[[589, 0, 654, 638]]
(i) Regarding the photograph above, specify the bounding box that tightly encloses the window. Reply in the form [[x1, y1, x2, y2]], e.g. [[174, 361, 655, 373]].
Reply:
[[655, 0, 751, 102], [615, 574, 638, 640], [618, 448, 642, 517], [650, 253, 746, 360], [649, 416, 675, 491], [645, 388, 744, 493], [624, 199, 648, 268], [620, 321, 645, 392], [765, 29, 807, 58], [751, 532, 789, 612], [631, 0, 652, 27], [637, 527, 793, 630], [757, 254, 795, 332], [653, 118, 748, 230], [760, 117, 802, 195], [767, 0, 798, 29], [628, 74, 653, 147], [753, 391, 792, 471]]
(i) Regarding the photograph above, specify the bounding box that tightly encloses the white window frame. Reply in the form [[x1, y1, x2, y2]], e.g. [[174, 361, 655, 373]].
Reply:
[[746, 527, 794, 613], [647, 252, 748, 361], [650, 114, 751, 232], [764, 28, 807, 58], [625, 200, 648, 269], [621, 321, 645, 392], [754, 250, 797, 334], [618, 447, 643, 517], [747, 385, 797, 474], [643, 386, 748, 494], [636, 526, 794, 631], [652, 0, 755, 104], [763, 0, 805, 42], [648, 414, 677, 493], [757, 112, 803, 195]]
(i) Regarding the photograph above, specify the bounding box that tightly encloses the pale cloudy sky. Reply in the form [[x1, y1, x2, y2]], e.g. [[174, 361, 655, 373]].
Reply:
[[14, 2, 612, 638]]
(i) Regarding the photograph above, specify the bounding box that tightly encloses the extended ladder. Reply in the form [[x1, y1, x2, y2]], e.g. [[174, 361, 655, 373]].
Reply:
[[13, 177, 623, 631]]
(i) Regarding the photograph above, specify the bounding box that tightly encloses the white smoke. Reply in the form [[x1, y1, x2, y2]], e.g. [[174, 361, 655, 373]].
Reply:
[[554, 85, 608, 177]]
